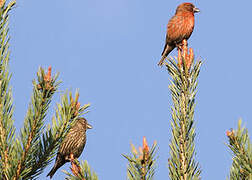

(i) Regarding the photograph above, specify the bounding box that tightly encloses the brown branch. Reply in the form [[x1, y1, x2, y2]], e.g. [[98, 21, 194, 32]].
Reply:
[[0, 97, 11, 178], [0, 120, 10, 179]]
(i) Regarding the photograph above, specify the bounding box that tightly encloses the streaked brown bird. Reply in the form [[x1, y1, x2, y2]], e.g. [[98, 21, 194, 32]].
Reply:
[[47, 117, 92, 179], [158, 3, 200, 66]]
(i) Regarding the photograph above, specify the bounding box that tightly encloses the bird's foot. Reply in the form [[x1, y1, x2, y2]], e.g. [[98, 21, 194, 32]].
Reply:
[[176, 43, 183, 51], [182, 39, 188, 47], [176, 40, 188, 51], [70, 153, 75, 163], [69, 155, 82, 178]]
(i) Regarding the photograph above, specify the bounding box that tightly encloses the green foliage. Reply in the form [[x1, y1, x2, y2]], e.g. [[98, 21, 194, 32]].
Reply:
[[123, 138, 157, 180], [0, 1, 16, 179], [16, 67, 60, 179], [0, 2, 97, 179], [226, 120, 252, 180], [0, 62, 91, 179], [166, 56, 202, 180], [0, 0, 251, 179], [63, 160, 98, 180]]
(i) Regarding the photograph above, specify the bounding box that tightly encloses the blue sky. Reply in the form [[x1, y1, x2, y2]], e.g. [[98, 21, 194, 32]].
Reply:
[[10, 0, 252, 179]]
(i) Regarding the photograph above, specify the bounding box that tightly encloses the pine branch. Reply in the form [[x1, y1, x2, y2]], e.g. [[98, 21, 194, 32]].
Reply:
[[0, 1, 94, 179], [63, 160, 98, 180], [226, 120, 252, 180], [166, 40, 201, 180], [0, 1, 16, 179], [23, 90, 90, 179], [13, 66, 59, 179], [0, 3, 91, 177], [123, 137, 157, 180]]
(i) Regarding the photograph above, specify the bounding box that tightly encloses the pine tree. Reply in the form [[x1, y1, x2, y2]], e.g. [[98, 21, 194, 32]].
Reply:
[[123, 137, 157, 180], [0, 1, 97, 179], [226, 120, 252, 180], [123, 41, 202, 180], [165, 41, 202, 180], [0, 0, 251, 179]]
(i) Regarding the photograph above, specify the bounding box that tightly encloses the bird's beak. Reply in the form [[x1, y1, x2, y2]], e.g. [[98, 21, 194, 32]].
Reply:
[[87, 123, 93, 129], [193, 7, 200, 13]]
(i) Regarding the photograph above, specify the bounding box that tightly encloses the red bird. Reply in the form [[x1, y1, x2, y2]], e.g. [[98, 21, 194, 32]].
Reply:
[[158, 3, 200, 66]]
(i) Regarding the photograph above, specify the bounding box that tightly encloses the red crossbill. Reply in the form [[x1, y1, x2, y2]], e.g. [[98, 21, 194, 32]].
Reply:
[[158, 3, 199, 66], [47, 118, 92, 179]]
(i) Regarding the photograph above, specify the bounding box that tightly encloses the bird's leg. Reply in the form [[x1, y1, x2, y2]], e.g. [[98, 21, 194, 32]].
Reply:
[[176, 43, 183, 51], [70, 153, 78, 172], [70, 153, 82, 178], [182, 40, 188, 59], [70, 153, 75, 163], [177, 40, 189, 68], [182, 39, 188, 48], [177, 44, 183, 68]]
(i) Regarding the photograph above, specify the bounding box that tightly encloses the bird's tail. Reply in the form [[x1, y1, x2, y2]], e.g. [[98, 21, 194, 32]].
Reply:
[[47, 164, 59, 179], [158, 55, 166, 66], [158, 44, 174, 66], [47, 156, 64, 179]]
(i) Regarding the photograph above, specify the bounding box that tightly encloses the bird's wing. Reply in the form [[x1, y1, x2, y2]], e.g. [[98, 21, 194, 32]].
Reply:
[[167, 15, 185, 44]]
